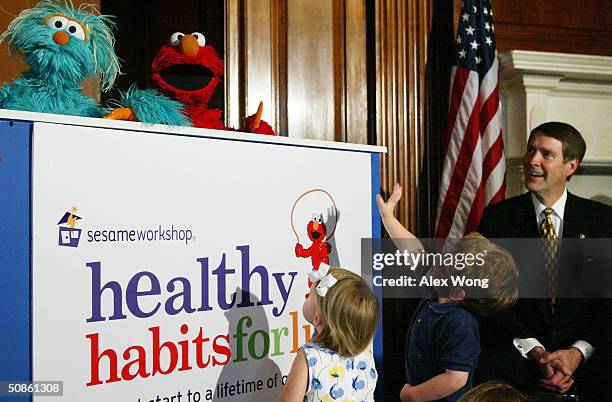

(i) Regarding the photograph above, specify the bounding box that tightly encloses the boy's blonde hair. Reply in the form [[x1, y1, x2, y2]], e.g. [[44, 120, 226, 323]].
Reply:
[[457, 380, 526, 402], [448, 232, 519, 315], [312, 267, 379, 357]]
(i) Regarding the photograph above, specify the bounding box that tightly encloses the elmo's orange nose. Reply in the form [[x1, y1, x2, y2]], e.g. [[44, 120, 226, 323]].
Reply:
[[53, 31, 70, 46], [313, 222, 319, 230], [179, 35, 199, 56]]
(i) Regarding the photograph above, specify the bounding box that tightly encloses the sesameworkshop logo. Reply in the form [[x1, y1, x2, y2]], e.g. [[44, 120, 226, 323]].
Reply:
[[58, 207, 82, 248]]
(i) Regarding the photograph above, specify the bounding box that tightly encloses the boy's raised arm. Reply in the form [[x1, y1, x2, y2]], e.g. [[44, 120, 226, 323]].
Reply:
[[376, 183, 424, 253]]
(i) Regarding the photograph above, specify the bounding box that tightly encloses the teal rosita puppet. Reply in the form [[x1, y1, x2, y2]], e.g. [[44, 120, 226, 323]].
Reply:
[[0, 1, 120, 117]]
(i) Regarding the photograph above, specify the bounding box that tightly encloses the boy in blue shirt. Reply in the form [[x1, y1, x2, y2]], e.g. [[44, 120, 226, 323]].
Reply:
[[377, 184, 519, 402]]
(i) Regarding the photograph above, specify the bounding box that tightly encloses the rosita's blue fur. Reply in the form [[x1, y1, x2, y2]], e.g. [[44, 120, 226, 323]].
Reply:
[[0, 0, 121, 117], [117, 85, 192, 126]]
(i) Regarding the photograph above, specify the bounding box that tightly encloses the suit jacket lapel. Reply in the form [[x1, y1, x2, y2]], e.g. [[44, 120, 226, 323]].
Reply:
[[517, 192, 540, 237], [561, 192, 580, 238]]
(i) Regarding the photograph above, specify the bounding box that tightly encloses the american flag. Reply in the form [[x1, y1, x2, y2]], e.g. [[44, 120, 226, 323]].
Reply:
[[435, 0, 506, 239]]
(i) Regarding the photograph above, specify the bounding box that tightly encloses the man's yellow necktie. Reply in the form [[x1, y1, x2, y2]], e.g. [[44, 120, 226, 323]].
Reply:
[[540, 207, 559, 312]]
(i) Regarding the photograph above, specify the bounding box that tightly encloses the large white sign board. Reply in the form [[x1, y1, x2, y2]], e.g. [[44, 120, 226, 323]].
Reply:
[[0, 114, 383, 401]]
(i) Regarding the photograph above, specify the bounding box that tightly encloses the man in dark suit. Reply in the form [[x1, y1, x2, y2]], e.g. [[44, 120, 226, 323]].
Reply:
[[475, 122, 612, 400]]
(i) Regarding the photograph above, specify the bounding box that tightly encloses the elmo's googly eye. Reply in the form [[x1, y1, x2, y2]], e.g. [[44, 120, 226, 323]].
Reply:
[[169, 32, 185, 46], [312, 215, 322, 223], [191, 32, 206, 47], [46, 15, 69, 30], [66, 21, 86, 41]]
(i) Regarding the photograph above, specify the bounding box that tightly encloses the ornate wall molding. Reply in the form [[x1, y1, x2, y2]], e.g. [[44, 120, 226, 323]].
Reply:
[[375, 0, 432, 231], [500, 50, 612, 199]]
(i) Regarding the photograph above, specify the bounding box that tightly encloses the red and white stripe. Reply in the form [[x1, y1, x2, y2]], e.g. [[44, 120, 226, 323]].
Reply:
[[435, 57, 506, 239]]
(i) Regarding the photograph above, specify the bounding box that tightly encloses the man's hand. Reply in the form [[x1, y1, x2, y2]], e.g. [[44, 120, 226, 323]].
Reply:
[[539, 371, 574, 394], [376, 183, 402, 220], [536, 348, 583, 394], [528, 346, 554, 379], [539, 348, 584, 376]]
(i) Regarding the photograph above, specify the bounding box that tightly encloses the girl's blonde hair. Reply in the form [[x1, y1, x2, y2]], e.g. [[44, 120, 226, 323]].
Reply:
[[312, 267, 379, 357]]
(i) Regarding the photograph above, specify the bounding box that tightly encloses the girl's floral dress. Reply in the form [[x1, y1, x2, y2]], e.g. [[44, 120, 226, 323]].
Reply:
[[303, 342, 377, 402]]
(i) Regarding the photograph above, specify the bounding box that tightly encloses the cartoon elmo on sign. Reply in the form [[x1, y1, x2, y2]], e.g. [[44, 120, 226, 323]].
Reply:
[[295, 214, 332, 289]]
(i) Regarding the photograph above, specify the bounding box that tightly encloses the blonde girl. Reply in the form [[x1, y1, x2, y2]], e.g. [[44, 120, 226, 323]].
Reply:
[[280, 267, 379, 402]]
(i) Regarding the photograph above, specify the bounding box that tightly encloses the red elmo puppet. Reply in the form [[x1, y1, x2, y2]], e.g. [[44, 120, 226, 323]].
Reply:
[[144, 31, 275, 133], [295, 214, 332, 289]]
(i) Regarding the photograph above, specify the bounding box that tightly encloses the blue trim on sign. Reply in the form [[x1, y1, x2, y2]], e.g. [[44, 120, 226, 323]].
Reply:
[[370, 153, 383, 400], [370, 154, 381, 241], [0, 120, 32, 398]]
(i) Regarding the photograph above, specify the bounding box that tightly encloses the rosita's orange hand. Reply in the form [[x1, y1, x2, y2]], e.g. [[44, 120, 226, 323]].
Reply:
[[104, 107, 138, 121]]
